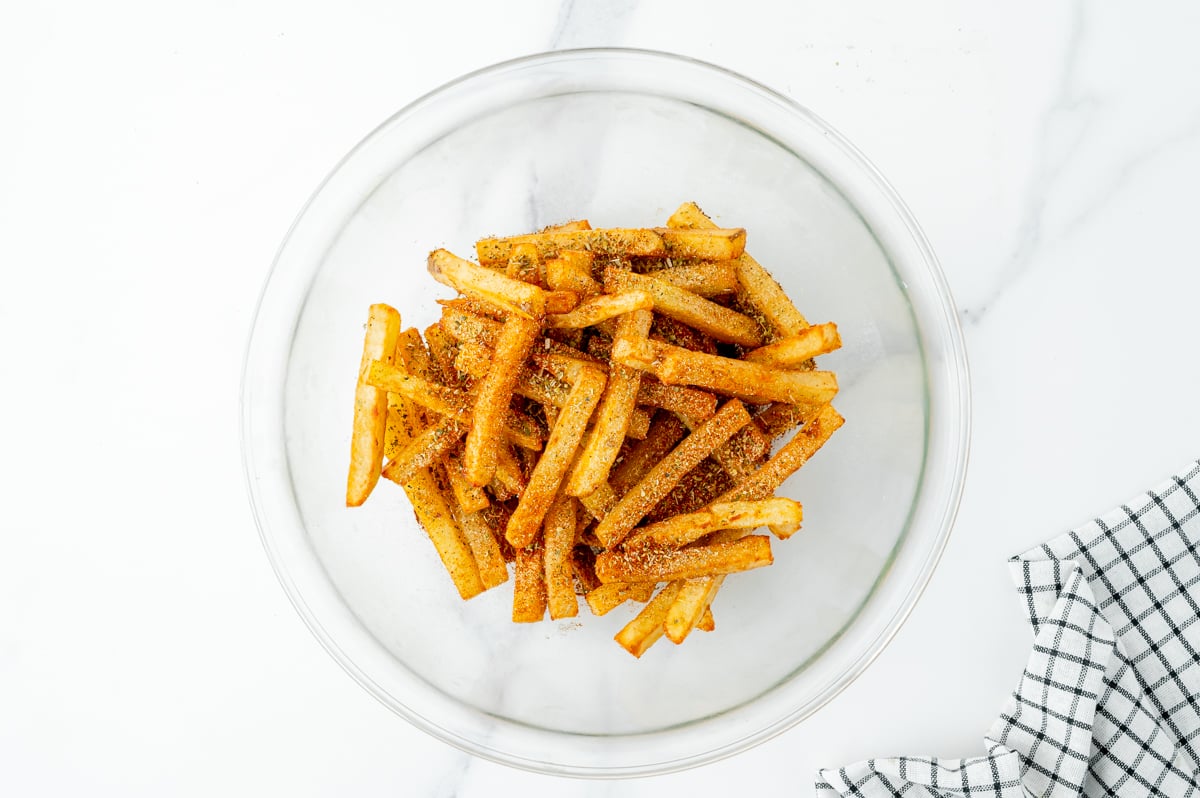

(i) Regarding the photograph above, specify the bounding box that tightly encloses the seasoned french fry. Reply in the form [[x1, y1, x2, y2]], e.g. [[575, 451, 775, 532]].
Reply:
[[457, 506, 509, 590], [668, 202, 807, 337], [614, 582, 682, 658], [658, 227, 747, 260], [546, 290, 653, 329], [627, 407, 652, 439], [753, 402, 820, 439], [744, 322, 842, 367], [543, 495, 579, 620], [366, 361, 544, 451], [545, 291, 580, 314], [564, 310, 653, 498], [476, 227, 745, 266], [664, 577, 722, 644], [512, 544, 547, 622], [604, 266, 763, 347], [490, 442, 527, 500], [594, 399, 751, 547], [614, 340, 839, 405], [646, 457, 735, 522], [650, 313, 719, 355], [636, 381, 717, 423], [571, 546, 602, 593], [624, 498, 803, 549], [505, 360, 607, 548], [464, 315, 541, 485], [718, 404, 845, 502], [440, 303, 501, 348], [609, 412, 688, 495], [506, 242, 542, 284], [709, 422, 773, 483], [545, 253, 601, 297], [651, 260, 740, 297], [541, 219, 592, 233], [401, 469, 486, 600], [423, 322, 460, 383], [443, 448, 490, 514], [579, 481, 618, 521], [428, 249, 549, 319], [347, 304, 403, 506], [381, 416, 467, 486], [584, 581, 657, 616], [596, 535, 772, 584], [383, 331, 420, 461], [455, 341, 571, 408], [697, 606, 715, 632]]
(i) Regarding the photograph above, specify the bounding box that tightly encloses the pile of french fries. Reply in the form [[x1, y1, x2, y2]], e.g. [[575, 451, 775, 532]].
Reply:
[[345, 202, 844, 657]]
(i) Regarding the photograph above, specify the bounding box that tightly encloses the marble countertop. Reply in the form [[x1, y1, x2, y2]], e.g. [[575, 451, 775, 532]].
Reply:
[[4, 2, 1199, 795]]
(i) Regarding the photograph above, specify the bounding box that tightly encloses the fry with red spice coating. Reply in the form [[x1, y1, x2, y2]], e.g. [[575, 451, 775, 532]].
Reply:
[[464, 315, 540, 485], [604, 266, 763, 347], [381, 416, 467, 486], [543, 495, 579, 619], [718, 404, 845, 503], [428, 249, 550, 319], [636, 381, 717, 423], [456, 506, 509, 590], [609, 412, 688, 495], [584, 581, 657, 616], [512, 544, 547, 622], [347, 303, 402, 506], [623, 498, 803, 549], [651, 260, 739, 297], [744, 323, 842, 368], [595, 535, 773, 584], [546, 290, 653, 329]]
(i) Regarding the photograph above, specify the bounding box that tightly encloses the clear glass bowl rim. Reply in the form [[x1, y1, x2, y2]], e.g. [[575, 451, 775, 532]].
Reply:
[[240, 47, 972, 778]]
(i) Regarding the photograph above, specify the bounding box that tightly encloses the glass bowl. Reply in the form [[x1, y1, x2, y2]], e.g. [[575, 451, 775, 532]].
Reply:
[[241, 48, 969, 777]]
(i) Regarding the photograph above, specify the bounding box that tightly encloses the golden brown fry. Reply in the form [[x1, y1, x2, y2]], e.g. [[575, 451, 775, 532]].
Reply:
[[543, 495, 579, 620], [626, 406, 652, 440], [668, 202, 807, 338], [584, 581, 657, 616], [506, 242, 542, 284], [381, 416, 467, 486], [614, 582, 682, 658], [646, 458, 735, 522], [743, 322, 842, 367], [578, 481, 618, 521], [401, 469, 486, 600], [564, 310, 653, 498], [636, 381, 717, 423], [457, 505, 509, 590], [464, 315, 541, 485], [476, 227, 745, 266], [718, 404, 845, 502], [454, 341, 571, 408], [753, 402, 819, 439], [512, 544, 547, 622], [596, 535, 772, 584], [604, 266, 763, 347], [423, 323, 460, 383], [546, 290, 653, 329], [625, 498, 803, 549], [545, 290, 580, 314], [443, 448, 490, 514], [594, 399, 751, 547], [440, 304, 501, 348], [505, 361, 607, 548], [347, 303, 402, 506], [651, 260, 740, 297], [697, 606, 715, 632], [366, 361, 544, 451], [650, 313, 719, 355], [428, 249, 549, 319], [545, 253, 601, 297], [710, 422, 773, 483], [658, 227, 747, 260], [609, 412, 688, 495], [614, 340, 839, 405], [490, 443, 527, 500], [664, 577, 722, 644], [541, 219, 592, 233]]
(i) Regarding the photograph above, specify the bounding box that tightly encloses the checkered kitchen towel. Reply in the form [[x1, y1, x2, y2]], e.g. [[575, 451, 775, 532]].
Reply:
[[816, 461, 1200, 797]]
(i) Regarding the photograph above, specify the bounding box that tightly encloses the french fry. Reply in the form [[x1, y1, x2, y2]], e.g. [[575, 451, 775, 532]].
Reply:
[[579, 481, 618, 521], [614, 340, 839, 405], [541, 219, 592, 233], [366, 361, 544, 451], [402, 469, 486, 600], [443, 448, 490, 514], [636, 381, 717, 423], [624, 498, 803, 549], [697, 606, 715, 632], [381, 416, 467, 486], [564, 309, 653, 498], [710, 422, 773, 483], [571, 546, 602, 593], [505, 360, 607, 548], [664, 577, 722, 644], [595, 535, 772, 584], [743, 322, 842, 367], [464, 315, 541, 485], [512, 544, 547, 622], [658, 227, 747, 260], [347, 303, 402, 506], [718, 403, 844, 503], [546, 290, 653, 329], [668, 202, 808, 337], [428, 249, 549, 319], [649, 313, 719, 355], [609, 412, 688, 495], [454, 341, 571, 408], [545, 253, 601, 296], [506, 242, 542, 284], [604, 266, 763, 347], [651, 260, 740, 297], [423, 322, 460, 383], [585, 581, 657, 616], [440, 303, 501, 348], [593, 399, 751, 547], [627, 407, 652, 439], [545, 291, 580, 314], [753, 402, 819, 439], [490, 442, 527, 500], [646, 457, 735, 522], [614, 582, 682, 658], [457, 506, 509, 590], [476, 227, 746, 266], [543, 495, 579, 620]]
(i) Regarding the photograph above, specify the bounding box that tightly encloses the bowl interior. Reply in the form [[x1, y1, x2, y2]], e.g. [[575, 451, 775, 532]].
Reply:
[[285, 90, 923, 732]]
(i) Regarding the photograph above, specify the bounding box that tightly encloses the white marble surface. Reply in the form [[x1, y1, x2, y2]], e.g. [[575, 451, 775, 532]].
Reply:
[[4, 1, 1200, 795]]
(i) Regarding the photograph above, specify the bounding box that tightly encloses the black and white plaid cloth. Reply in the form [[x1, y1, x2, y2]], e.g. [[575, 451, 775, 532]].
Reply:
[[816, 461, 1200, 797]]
